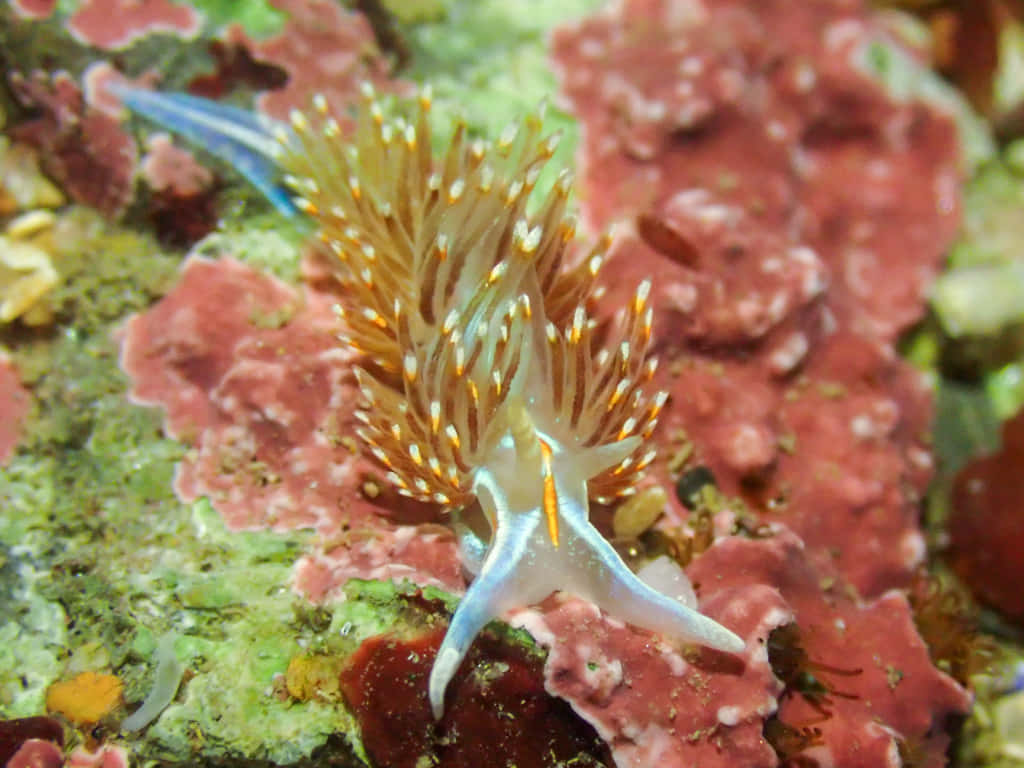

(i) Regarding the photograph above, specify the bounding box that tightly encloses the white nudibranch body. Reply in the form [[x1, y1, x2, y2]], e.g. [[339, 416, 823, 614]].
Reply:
[[275, 85, 744, 718]]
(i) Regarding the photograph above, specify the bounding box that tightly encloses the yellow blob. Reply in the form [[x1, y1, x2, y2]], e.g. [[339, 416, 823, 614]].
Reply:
[[46, 671, 123, 725], [285, 654, 341, 702], [1, 232, 59, 325]]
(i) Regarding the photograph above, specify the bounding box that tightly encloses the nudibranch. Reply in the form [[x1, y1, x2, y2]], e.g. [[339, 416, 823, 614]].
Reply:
[[116, 83, 745, 718]]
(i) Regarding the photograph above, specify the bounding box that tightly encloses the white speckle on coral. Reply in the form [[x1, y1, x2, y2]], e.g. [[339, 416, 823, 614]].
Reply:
[[767, 291, 789, 326], [659, 644, 688, 676], [844, 247, 877, 298], [766, 120, 787, 141], [900, 530, 925, 567], [579, 37, 606, 59], [907, 446, 932, 473], [769, 332, 808, 376], [679, 55, 704, 77], [824, 19, 864, 51], [850, 414, 874, 439], [717, 705, 742, 726], [674, 80, 694, 99], [664, 281, 698, 314], [793, 62, 816, 92], [580, 654, 624, 702], [327, 461, 350, 484], [720, 422, 776, 475], [756, 695, 779, 717], [762, 606, 792, 633]]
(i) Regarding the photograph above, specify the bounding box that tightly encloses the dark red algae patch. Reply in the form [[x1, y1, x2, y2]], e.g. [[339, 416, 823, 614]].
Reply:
[[338, 627, 613, 768], [0, 716, 63, 765], [948, 408, 1024, 625]]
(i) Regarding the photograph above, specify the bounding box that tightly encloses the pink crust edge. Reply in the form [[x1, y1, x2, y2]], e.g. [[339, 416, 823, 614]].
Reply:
[[6, 739, 63, 768], [67, 0, 203, 51], [9, 0, 56, 21], [0, 353, 31, 466], [81, 61, 161, 119], [67, 744, 130, 768], [139, 133, 213, 196]]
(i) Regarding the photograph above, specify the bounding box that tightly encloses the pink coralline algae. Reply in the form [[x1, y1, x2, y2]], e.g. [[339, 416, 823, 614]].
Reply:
[[216, 0, 404, 122], [114, 0, 974, 763], [117, 255, 463, 600], [0, 353, 30, 466], [8, 70, 138, 218], [66, 744, 130, 768], [140, 134, 212, 197], [554, 0, 960, 339], [138, 133, 219, 248], [552, 0, 960, 598], [512, 525, 969, 768], [9, 0, 56, 20], [67, 0, 203, 51], [6, 739, 64, 768]]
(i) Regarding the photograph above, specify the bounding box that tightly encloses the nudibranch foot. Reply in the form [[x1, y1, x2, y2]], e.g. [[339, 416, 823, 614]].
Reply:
[[429, 509, 543, 719], [429, 475, 744, 719]]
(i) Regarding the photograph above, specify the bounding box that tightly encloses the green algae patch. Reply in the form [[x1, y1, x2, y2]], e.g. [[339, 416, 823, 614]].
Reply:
[[929, 146, 1024, 421], [0, 532, 66, 717], [402, 0, 606, 204], [191, 224, 307, 283], [191, 0, 287, 38], [857, 34, 995, 172], [133, 503, 357, 765]]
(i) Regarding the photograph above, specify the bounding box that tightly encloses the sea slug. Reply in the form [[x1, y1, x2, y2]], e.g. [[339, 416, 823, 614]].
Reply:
[[117, 82, 745, 717]]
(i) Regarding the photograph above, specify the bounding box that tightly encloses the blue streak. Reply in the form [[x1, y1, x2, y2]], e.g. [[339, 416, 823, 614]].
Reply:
[[111, 85, 297, 216]]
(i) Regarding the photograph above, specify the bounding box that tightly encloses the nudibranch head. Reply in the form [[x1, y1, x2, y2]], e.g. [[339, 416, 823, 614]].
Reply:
[[278, 84, 744, 718]]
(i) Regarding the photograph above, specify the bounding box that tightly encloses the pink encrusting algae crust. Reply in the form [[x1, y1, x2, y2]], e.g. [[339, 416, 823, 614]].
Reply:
[[9, 0, 56, 20], [513, 526, 970, 768], [8, 70, 139, 218], [6, 740, 63, 768], [220, 0, 407, 123], [0, 353, 30, 465], [117, 255, 464, 598], [67, 0, 203, 51], [551, 0, 961, 598], [139, 134, 213, 197], [111, 0, 975, 761]]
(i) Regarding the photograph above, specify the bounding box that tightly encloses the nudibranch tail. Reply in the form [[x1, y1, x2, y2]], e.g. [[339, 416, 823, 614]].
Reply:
[[117, 84, 745, 720]]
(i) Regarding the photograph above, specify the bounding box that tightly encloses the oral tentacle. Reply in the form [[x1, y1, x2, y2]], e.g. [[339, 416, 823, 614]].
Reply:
[[111, 85, 296, 215]]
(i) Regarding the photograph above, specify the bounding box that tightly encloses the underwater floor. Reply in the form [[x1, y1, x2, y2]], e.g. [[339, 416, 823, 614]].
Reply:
[[2, 1, 1024, 767]]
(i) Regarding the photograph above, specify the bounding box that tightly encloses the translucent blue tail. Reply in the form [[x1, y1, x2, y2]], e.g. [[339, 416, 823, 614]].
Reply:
[[111, 84, 297, 216]]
